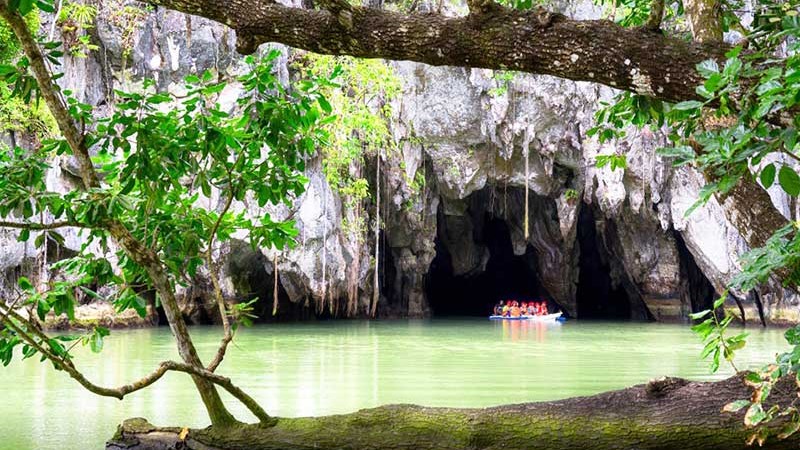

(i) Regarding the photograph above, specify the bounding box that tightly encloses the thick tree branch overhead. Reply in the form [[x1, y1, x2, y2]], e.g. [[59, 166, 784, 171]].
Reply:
[[146, 0, 730, 104]]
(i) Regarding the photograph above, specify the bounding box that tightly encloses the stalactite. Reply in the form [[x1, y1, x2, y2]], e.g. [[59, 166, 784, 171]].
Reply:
[[272, 253, 279, 317], [371, 151, 381, 318]]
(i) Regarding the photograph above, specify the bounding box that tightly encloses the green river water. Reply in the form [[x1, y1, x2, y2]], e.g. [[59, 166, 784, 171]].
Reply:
[[0, 319, 792, 449]]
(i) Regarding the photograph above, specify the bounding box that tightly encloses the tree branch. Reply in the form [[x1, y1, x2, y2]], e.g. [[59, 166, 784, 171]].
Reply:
[[0, 302, 272, 423], [111, 374, 800, 450], [205, 188, 236, 373], [0, 220, 90, 230], [146, 0, 728, 104]]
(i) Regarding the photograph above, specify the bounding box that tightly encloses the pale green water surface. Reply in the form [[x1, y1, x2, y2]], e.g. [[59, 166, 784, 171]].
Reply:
[[0, 319, 791, 449]]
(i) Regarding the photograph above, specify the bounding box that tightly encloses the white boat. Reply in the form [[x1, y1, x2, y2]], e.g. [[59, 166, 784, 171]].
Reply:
[[489, 312, 563, 322]]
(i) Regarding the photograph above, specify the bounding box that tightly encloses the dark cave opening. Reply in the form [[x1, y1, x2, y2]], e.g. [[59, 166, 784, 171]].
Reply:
[[226, 240, 298, 322], [426, 214, 549, 317], [575, 204, 638, 320], [674, 231, 717, 314]]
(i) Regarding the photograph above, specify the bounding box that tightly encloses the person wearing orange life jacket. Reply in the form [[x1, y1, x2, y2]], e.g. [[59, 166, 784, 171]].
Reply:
[[510, 301, 521, 318]]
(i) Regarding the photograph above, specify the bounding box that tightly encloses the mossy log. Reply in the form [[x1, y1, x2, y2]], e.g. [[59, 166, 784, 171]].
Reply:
[[107, 374, 800, 450]]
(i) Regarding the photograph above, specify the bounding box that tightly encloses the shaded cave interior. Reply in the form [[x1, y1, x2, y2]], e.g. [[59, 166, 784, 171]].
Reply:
[[423, 187, 718, 321], [424, 188, 643, 319], [426, 215, 549, 317]]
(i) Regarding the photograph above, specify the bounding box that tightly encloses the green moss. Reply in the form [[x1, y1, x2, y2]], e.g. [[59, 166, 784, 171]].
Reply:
[[166, 407, 756, 450]]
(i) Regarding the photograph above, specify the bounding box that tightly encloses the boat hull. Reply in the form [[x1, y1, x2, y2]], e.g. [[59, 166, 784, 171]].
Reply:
[[489, 312, 563, 322]]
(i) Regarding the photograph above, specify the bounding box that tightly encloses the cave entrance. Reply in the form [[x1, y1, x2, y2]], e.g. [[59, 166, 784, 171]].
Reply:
[[226, 240, 300, 322], [426, 214, 548, 317], [575, 204, 638, 320], [674, 231, 717, 314]]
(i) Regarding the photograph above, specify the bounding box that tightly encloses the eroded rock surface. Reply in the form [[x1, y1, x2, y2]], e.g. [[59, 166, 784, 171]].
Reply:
[[2, 0, 797, 326]]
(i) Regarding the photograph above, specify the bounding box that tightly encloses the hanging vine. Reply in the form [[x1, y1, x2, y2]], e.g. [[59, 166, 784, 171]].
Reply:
[[295, 52, 400, 317]]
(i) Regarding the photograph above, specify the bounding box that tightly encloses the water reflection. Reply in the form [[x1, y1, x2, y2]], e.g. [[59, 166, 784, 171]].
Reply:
[[500, 319, 558, 342]]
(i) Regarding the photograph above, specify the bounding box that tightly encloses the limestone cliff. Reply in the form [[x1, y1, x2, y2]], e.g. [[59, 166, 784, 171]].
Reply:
[[1, 0, 797, 326]]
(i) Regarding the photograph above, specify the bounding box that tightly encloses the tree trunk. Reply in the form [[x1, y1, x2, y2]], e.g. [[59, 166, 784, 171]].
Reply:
[[682, 0, 723, 42], [108, 374, 800, 450]]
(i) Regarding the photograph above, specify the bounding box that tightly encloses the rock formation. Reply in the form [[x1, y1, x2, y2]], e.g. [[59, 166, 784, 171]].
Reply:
[[2, 0, 798, 326]]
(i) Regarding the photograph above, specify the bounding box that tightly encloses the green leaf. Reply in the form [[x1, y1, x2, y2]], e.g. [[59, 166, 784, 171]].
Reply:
[[745, 372, 763, 385], [17, 276, 34, 292], [722, 400, 751, 413], [673, 100, 704, 111], [318, 96, 332, 114], [88, 327, 109, 353], [78, 286, 102, 300], [786, 326, 800, 345], [779, 165, 800, 196], [36, 299, 49, 321], [760, 163, 776, 188], [697, 59, 720, 77], [744, 403, 768, 427], [35, 0, 55, 12], [17, 0, 34, 15]]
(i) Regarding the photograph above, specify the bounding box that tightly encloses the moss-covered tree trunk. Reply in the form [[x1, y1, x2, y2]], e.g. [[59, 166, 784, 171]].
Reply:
[[108, 374, 800, 450]]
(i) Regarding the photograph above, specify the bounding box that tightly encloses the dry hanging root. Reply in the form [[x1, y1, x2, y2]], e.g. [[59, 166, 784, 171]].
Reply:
[[320, 192, 328, 315], [524, 145, 530, 240], [272, 253, 279, 316]]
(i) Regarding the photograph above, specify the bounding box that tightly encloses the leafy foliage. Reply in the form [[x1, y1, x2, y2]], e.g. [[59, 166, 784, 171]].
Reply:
[[591, 0, 683, 27], [56, 2, 99, 57], [296, 53, 400, 235], [595, 153, 628, 172], [0, 40, 335, 365], [690, 292, 747, 373], [590, 0, 800, 444]]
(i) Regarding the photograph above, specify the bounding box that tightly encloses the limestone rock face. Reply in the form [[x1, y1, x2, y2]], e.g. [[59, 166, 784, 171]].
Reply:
[[2, 0, 797, 325]]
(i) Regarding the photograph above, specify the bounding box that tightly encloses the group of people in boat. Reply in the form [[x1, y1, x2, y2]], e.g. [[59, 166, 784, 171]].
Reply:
[[493, 300, 549, 318]]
